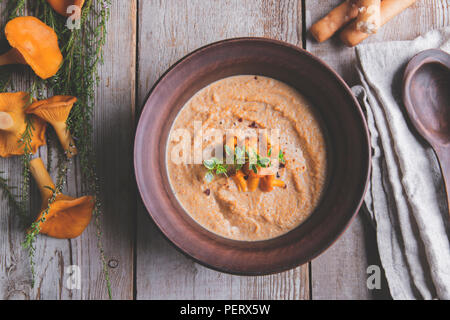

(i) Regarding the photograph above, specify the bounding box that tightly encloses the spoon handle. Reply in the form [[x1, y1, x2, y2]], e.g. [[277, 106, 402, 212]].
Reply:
[[435, 145, 450, 217]]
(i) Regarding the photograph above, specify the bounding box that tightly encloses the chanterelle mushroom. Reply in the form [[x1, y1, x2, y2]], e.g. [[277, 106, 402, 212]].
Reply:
[[0, 16, 63, 79], [26, 96, 77, 157], [0, 92, 46, 158], [259, 175, 286, 192], [46, 0, 85, 17], [30, 158, 93, 239], [232, 170, 248, 192]]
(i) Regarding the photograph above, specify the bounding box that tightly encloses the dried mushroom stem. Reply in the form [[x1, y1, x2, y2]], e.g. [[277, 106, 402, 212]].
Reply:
[[310, 0, 359, 43], [356, 0, 381, 34], [341, 0, 418, 47]]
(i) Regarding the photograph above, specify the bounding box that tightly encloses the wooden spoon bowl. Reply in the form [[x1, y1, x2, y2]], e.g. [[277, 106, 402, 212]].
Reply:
[[403, 49, 450, 215]]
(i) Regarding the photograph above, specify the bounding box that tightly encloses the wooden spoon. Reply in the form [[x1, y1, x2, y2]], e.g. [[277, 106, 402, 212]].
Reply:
[[403, 49, 450, 216]]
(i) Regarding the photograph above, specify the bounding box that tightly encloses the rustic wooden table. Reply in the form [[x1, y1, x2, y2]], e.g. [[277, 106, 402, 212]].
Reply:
[[0, 0, 447, 300]]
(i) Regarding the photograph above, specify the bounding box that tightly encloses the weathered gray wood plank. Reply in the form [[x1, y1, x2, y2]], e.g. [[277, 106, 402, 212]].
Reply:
[[0, 0, 136, 299], [135, 0, 308, 300], [305, 0, 448, 300], [77, 0, 136, 299]]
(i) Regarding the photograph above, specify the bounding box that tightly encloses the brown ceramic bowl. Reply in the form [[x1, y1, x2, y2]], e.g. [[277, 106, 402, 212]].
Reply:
[[134, 38, 370, 275]]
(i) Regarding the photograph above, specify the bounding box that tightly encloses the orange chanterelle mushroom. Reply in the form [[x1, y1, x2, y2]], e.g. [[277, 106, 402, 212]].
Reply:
[[46, 0, 85, 17], [228, 134, 286, 193], [26, 96, 78, 157], [232, 170, 248, 192], [0, 92, 46, 158], [30, 158, 94, 239], [259, 174, 286, 192], [0, 17, 63, 79]]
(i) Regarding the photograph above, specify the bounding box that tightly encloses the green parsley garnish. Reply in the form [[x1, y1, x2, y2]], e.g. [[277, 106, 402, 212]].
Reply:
[[203, 158, 228, 182]]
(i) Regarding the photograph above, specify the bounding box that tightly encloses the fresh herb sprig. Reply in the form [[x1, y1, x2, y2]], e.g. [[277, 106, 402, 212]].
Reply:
[[18, 115, 34, 203], [203, 158, 228, 183], [249, 148, 271, 174], [0, 172, 27, 222], [35, 0, 113, 298], [225, 144, 245, 170], [0, 0, 112, 298], [204, 145, 286, 179]]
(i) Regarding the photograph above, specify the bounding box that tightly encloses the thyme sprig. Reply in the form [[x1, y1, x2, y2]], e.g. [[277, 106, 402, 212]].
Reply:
[[0, 0, 112, 298], [0, 172, 27, 222], [36, 0, 112, 298], [18, 115, 33, 201], [35, 0, 112, 298]]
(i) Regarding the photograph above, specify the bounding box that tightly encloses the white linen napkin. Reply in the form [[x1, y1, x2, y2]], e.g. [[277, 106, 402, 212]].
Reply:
[[353, 27, 450, 300]]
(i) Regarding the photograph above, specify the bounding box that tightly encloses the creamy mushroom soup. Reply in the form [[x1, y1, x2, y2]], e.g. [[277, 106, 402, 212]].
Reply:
[[166, 75, 327, 241]]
